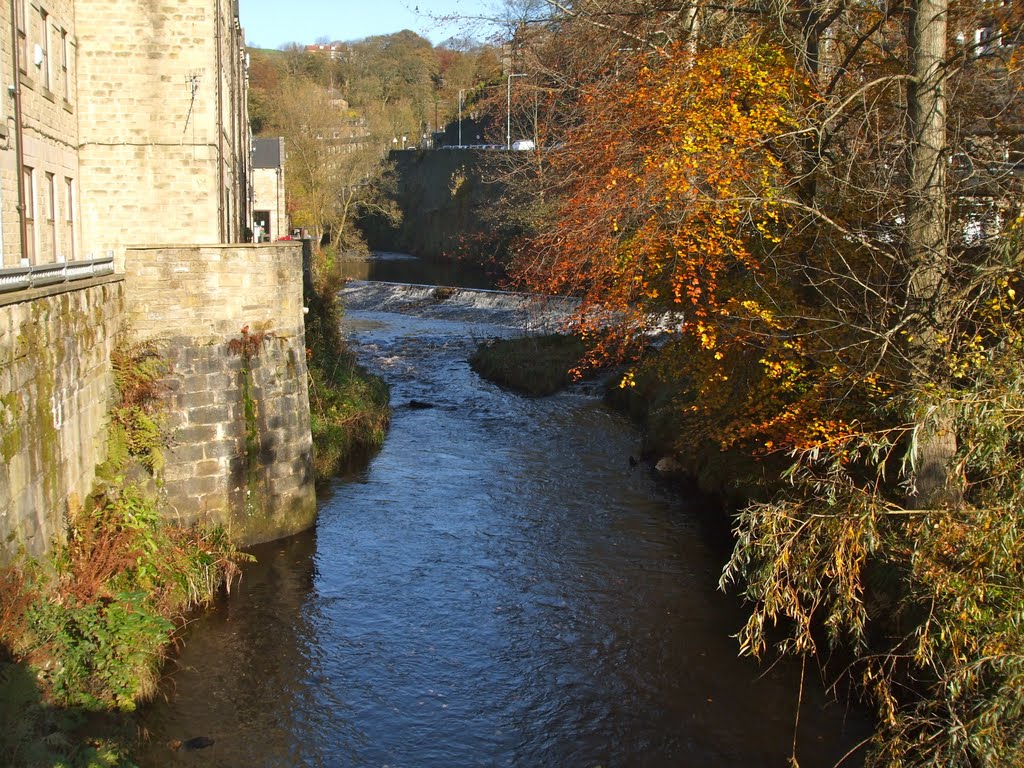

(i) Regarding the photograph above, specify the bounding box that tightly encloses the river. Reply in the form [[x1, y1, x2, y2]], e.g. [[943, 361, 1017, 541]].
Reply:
[[135, 253, 868, 767]]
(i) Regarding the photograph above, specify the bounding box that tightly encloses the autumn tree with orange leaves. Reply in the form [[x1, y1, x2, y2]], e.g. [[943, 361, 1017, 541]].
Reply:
[[478, 1, 1024, 765]]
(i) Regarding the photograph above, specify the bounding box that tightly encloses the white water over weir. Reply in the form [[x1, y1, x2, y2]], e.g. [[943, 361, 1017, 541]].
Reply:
[[340, 280, 581, 330]]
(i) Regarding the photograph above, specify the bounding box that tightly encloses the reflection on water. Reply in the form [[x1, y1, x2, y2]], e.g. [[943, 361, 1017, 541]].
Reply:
[[339, 251, 498, 289], [136, 283, 869, 767]]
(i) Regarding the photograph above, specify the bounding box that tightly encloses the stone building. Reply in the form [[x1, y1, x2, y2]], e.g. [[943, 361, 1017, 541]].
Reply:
[[75, 0, 252, 260], [0, 0, 80, 271], [0, 0, 252, 275], [252, 136, 286, 241], [0, 1, 317, 559]]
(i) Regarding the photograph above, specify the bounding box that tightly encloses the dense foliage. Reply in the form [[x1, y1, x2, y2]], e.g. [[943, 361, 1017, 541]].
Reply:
[[475, 1, 1024, 765], [0, 339, 251, 767]]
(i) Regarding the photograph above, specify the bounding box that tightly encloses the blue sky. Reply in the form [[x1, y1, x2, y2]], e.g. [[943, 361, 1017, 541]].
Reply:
[[239, 0, 499, 49]]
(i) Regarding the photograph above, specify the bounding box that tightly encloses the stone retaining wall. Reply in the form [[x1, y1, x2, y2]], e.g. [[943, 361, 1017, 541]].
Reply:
[[123, 243, 316, 545], [1, 243, 317, 560], [0, 278, 125, 560], [362, 150, 500, 260]]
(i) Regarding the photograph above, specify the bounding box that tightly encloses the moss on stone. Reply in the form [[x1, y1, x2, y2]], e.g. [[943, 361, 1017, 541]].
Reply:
[[0, 392, 20, 462]]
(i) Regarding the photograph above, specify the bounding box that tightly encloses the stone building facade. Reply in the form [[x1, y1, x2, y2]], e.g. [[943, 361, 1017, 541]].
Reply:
[[75, 0, 251, 261], [0, 2, 317, 559], [0, 0, 81, 269], [0, 0, 252, 271]]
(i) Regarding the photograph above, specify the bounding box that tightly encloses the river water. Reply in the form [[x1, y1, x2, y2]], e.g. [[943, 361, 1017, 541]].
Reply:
[[135, 255, 868, 767]]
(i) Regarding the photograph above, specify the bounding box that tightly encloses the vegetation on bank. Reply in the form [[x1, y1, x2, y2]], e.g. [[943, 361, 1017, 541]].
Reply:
[[304, 247, 391, 481], [469, 333, 592, 397], [0, 250, 390, 767], [0, 339, 251, 767], [467, 3, 1024, 763], [469, 332, 778, 506]]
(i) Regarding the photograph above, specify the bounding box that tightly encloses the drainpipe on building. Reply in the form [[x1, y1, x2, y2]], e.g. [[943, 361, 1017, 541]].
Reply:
[[9, 0, 28, 264], [215, 0, 226, 241]]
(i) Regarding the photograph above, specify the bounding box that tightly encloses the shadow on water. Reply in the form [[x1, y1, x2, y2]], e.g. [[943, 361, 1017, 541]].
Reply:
[[134, 532, 321, 766], [338, 251, 499, 290]]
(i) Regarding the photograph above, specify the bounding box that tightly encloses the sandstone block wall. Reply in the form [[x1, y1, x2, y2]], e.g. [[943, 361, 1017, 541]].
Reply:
[[123, 243, 316, 545], [75, 0, 249, 259], [0, 277, 124, 560]]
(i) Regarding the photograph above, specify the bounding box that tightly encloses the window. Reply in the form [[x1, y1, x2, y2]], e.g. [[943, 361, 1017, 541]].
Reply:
[[254, 211, 271, 241], [15, 0, 26, 72], [40, 9, 50, 90], [975, 26, 996, 57], [60, 28, 69, 100], [64, 177, 74, 260], [22, 167, 34, 265], [45, 172, 56, 261]]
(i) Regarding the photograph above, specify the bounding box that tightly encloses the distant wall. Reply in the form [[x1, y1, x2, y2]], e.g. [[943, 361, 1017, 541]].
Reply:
[[0, 278, 124, 560], [363, 150, 502, 260], [123, 244, 316, 545]]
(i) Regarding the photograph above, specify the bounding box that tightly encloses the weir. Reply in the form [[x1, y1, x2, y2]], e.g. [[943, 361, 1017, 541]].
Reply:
[[340, 280, 579, 329]]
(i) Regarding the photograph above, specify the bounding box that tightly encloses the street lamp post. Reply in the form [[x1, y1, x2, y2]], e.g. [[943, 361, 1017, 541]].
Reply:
[[458, 88, 465, 147], [506, 73, 526, 149]]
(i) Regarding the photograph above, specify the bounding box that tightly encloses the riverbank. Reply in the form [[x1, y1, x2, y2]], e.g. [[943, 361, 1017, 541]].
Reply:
[[468, 332, 774, 506], [305, 257, 391, 482], [0, 340, 252, 767], [0, 260, 392, 767]]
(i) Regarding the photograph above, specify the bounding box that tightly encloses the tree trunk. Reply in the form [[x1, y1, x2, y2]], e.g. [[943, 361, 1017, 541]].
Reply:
[[905, 0, 955, 506]]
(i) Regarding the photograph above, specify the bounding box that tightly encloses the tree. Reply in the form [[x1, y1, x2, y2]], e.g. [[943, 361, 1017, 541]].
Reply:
[[261, 78, 394, 251], [480, 1, 1024, 764], [904, 0, 954, 505]]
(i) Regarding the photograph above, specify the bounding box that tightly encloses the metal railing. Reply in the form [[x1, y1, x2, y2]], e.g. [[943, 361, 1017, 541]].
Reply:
[[0, 256, 115, 294]]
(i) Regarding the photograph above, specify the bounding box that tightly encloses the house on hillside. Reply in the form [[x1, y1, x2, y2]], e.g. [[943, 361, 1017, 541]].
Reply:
[[252, 137, 287, 241], [305, 43, 342, 60]]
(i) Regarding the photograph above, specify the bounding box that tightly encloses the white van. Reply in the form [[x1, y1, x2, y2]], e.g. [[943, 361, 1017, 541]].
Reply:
[[511, 139, 536, 151]]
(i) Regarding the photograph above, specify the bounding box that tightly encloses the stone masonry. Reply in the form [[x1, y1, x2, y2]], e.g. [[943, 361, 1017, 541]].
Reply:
[[0, 277, 124, 560], [123, 243, 316, 545], [0, 2, 315, 559], [75, 0, 250, 262]]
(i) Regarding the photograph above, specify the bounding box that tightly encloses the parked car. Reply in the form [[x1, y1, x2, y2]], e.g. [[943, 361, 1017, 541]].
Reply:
[[511, 139, 536, 151]]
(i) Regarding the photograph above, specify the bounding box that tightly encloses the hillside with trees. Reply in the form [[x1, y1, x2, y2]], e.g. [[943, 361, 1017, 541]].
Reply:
[[247, 31, 502, 251]]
